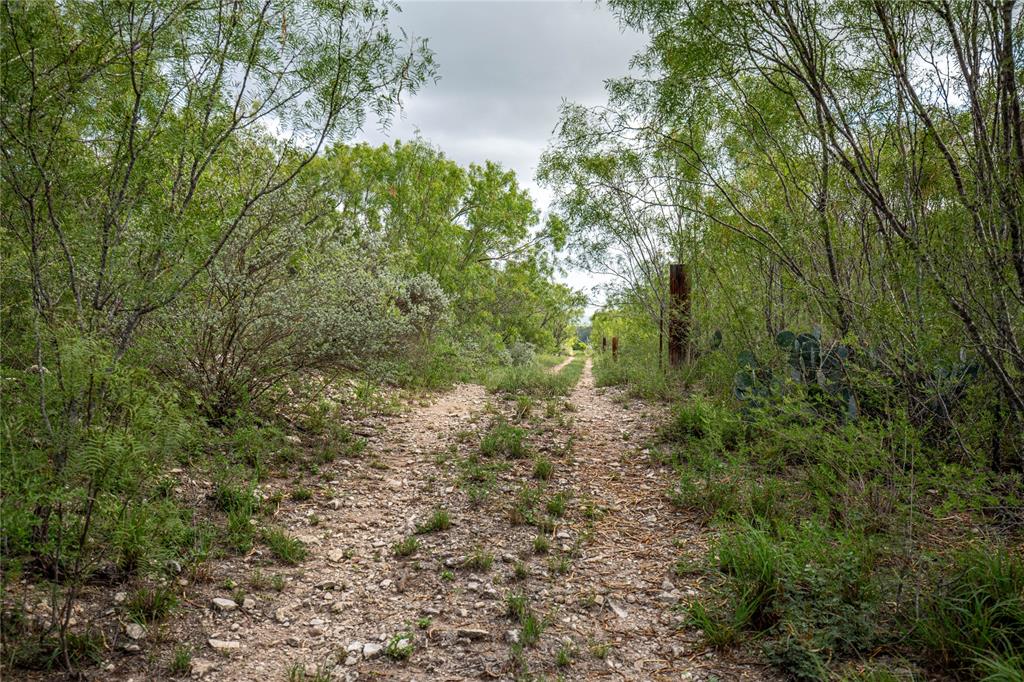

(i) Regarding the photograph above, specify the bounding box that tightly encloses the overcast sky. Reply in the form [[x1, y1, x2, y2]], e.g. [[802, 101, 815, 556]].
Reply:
[[356, 1, 646, 313]]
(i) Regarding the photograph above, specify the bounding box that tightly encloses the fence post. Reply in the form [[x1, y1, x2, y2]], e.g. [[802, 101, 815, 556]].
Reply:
[[669, 263, 691, 367], [612, 336, 619, 362], [602, 336, 607, 353]]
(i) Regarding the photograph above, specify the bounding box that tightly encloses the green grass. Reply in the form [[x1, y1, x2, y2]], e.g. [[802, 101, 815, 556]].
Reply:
[[546, 492, 568, 517], [914, 546, 1024, 678], [556, 643, 574, 667], [385, 633, 414, 660], [262, 527, 307, 565], [506, 591, 529, 621], [126, 585, 178, 624], [415, 508, 451, 534], [486, 354, 585, 398], [462, 547, 494, 571], [289, 485, 313, 502], [393, 536, 419, 557], [168, 645, 192, 676], [520, 611, 544, 647], [510, 484, 541, 526], [479, 420, 530, 459], [548, 554, 571, 575], [653, 388, 1024, 679], [533, 456, 553, 480]]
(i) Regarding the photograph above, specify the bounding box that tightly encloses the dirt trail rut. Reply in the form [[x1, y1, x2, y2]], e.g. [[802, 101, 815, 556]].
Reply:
[[109, 357, 773, 681]]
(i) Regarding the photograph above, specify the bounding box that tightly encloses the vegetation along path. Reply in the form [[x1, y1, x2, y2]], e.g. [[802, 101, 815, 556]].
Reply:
[[87, 357, 773, 681]]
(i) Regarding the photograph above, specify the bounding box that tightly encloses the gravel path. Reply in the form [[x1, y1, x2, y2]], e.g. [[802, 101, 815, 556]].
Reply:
[[66, 357, 775, 680]]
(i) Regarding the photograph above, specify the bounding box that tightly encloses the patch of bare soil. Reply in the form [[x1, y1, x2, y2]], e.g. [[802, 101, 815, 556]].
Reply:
[[16, 358, 776, 681]]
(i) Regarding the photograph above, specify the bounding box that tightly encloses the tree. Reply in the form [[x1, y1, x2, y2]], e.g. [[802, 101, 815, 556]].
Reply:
[[1, 0, 432, 665]]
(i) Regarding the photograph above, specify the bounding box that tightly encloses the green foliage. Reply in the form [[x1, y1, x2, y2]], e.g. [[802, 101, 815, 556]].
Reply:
[[519, 612, 545, 647], [546, 492, 568, 518], [506, 591, 530, 622], [384, 633, 414, 661]]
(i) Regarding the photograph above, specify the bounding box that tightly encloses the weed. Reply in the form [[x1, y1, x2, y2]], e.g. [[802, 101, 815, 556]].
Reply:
[[226, 507, 256, 553], [515, 395, 534, 420], [687, 599, 740, 648], [212, 479, 260, 514], [393, 536, 419, 558], [169, 645, 192, 676], [385, 633, 414, 660], [415, 508, 451, 534], [520, 612, 544, 647], [416, 616, 432, 629], [480, 421, 530, 459], [463, 548, 494, 571], [290, 486, 313, 502], [287, 662, 334, 681], [533, 535, 550, 554], [581, 499, 604, 520], [513, 561, 529, 580], [263, 527, 307, 565], [546, 492, 568, 517], [440, 569, 455, 582], [126, 585, 178, 624], [506, 591, 529, 622], [556, 642, 574, 667], [548, 554, 571, 575], [590, 642, 611, 659], [915, 546, 1024, 677], [533, 456, 553, 481]]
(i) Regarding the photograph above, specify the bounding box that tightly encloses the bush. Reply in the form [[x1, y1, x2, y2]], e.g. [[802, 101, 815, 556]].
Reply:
[[507, 341, 537, 367]]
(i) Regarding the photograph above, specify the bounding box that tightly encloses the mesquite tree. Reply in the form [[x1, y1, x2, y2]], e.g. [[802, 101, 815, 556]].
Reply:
[[1, 0, 432, 665]]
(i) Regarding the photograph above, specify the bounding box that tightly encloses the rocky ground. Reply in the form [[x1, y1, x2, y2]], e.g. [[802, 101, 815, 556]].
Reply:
[[11, 357, 776, 681]]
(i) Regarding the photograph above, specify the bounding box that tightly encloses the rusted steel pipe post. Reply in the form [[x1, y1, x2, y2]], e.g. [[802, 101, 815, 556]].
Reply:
[[612, 336, 619, 362]]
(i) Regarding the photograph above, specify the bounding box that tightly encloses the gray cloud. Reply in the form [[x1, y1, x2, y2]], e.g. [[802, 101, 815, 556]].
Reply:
[[355, 1, 646, 310]]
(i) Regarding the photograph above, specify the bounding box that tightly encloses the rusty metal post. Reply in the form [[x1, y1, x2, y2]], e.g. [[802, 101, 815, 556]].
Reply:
[[602, 336, 607, 353], [612, 336, 619, 362], [669, 264, 691, 367]]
